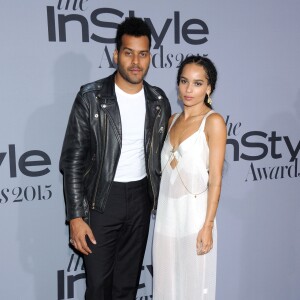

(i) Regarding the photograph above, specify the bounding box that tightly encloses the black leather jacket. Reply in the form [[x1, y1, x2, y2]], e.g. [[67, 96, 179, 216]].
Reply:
[[60, 73, 171, 221]]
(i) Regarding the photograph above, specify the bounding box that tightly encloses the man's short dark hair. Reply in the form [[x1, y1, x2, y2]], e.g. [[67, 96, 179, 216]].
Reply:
[[115, 17, 152, 51]]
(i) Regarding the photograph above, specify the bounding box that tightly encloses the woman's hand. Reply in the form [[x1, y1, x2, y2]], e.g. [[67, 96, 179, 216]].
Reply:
[[196, 225, 213, 255]]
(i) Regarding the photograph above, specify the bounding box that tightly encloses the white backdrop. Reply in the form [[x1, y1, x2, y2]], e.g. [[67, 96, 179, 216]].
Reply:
[[1, 1, 299, 299]]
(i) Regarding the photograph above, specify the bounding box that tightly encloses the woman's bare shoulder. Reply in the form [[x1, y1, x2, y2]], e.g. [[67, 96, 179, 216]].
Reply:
[[206, 112, 227, 133], [207, 112, 225, 125]]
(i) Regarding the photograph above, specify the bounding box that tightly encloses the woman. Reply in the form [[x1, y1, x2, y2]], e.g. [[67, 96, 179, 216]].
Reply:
[[153, 55, 227, 300]]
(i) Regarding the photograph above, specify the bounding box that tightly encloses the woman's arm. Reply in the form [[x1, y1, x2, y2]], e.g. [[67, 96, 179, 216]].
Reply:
[[197, 113, 227, 255]]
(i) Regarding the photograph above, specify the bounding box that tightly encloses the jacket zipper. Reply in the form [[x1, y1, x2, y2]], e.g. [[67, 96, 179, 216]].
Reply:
[[91, 106, 107, 209], [148, 106, 161, 214]]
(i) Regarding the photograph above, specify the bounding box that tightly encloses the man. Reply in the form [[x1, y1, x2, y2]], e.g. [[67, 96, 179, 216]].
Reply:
[[60, 17, 171, 300]]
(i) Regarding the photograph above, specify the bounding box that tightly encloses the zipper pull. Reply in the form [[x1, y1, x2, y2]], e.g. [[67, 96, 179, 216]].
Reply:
[[151, 208, 157, 217], [158, 126, 164, 134]]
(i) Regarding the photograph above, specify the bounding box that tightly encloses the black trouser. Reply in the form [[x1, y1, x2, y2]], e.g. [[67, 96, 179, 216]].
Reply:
[[84, 177, 151, 300]]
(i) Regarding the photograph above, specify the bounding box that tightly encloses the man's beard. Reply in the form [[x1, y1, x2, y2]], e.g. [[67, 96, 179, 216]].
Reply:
[[117, 63, 149, 85]]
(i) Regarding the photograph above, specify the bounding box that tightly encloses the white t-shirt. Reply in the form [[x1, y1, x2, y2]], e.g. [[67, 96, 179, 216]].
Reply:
[[114, 84, 146, 182]]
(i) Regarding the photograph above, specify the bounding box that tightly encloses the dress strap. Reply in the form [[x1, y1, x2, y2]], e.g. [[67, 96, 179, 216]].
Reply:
[[199, 110, 215, 132], [168, 113, 181, 132]]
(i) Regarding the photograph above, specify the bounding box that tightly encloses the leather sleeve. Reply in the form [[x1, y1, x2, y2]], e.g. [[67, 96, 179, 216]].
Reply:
[[59, 91, 91, 221]]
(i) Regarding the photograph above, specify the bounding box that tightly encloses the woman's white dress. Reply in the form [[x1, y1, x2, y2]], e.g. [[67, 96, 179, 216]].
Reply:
[[153, 111, 217, 300]]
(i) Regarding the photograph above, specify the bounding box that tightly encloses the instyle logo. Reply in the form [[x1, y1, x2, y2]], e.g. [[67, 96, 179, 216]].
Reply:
[[225, 115, 300, 181], [57, 253, 153, 300], [57, 254, 85, 300], [137, 264, 153, 299], [46, 0, 209, 68], [0, 144, 53, 204], [0, 144, 51, 178]]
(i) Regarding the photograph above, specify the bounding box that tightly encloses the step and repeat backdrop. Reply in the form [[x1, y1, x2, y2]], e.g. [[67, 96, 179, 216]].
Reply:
[[1, 1, 299, 299]]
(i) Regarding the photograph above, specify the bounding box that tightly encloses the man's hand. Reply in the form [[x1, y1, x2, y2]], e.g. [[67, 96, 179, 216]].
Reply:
[[69, 218, 96, 255]]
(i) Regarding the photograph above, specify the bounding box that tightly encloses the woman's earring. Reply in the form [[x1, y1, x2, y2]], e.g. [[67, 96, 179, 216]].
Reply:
[[207, 94, 212, 105]]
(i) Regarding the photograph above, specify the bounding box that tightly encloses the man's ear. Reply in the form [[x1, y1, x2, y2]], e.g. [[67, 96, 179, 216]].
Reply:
[[113, 49, 118, 64]]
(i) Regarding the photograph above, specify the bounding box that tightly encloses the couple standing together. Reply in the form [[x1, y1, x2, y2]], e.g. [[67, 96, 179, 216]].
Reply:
[[60, 17, 226, 300]]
